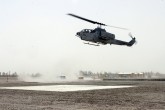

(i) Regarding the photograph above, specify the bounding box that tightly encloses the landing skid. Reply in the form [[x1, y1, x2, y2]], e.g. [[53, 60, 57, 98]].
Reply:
[[84, 42, 100, 46]]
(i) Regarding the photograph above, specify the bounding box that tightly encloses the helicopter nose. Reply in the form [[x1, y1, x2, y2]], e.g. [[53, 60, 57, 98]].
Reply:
[[76, 32, 80, 36]]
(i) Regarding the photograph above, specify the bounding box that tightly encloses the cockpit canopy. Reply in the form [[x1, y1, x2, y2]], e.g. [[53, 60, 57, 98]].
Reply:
[[81, 29, 92, 33], [81, 28, 106, 33]]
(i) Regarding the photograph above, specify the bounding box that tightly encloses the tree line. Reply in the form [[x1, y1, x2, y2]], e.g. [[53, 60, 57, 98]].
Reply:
[[0, 72, 18, 77]]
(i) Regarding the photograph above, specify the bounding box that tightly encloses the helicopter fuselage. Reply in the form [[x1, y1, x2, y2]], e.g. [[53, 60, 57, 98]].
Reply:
[[76, 27, 115, 44], [68, 13, 136, 47]]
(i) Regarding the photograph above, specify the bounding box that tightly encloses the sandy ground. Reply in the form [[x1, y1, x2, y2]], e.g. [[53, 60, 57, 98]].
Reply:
[[0, 80, 165, 110]]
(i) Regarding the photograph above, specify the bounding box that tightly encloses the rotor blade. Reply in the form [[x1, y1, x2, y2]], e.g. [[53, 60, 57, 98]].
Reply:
[[67, 13, 107, 26], [107, 25, 128, 30], [68, 13, 128, 30]]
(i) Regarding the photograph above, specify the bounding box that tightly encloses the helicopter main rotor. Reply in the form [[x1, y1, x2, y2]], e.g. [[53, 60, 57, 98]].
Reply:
[[67, 13, 107, 27], [67, 13, 128, 30]]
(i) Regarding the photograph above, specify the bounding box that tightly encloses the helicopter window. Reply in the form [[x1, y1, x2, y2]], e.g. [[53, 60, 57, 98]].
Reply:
[[81, 29, 85, 32], [82, 29, 91, 33]]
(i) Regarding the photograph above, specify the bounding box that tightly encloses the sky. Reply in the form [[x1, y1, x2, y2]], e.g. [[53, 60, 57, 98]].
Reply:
[[0, 0, 165, 75]]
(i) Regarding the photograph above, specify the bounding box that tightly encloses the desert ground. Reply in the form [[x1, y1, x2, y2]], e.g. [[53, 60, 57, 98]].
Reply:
[[0, 78, 165, 110]]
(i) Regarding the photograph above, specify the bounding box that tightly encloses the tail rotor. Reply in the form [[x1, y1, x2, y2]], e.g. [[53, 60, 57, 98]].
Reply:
[[129, 32, 134, 39], [128, 32, 137, 46]]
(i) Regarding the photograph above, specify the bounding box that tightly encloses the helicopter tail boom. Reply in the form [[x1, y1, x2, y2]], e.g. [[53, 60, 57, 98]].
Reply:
[[109, 33, 136, 47], [127, 37, 136, 46]]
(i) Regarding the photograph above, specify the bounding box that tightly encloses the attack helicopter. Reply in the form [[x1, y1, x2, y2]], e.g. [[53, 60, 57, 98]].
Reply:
[[67, 13, 136, 46]]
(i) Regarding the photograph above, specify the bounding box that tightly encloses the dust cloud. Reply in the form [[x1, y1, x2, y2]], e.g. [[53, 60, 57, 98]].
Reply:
[[18, 59, 79, 82]]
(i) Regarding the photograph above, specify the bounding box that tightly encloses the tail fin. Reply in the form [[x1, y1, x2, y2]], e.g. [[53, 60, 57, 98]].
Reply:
[[127, 33, 136, 46], [127, 38, 136, 46]]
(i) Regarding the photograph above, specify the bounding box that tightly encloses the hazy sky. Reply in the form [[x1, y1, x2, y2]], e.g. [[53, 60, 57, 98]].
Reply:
[[0, 0, 165, 74]]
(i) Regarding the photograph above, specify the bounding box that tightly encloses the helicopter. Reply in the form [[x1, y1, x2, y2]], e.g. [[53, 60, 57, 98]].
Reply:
[[67, 13, 136, 46]]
